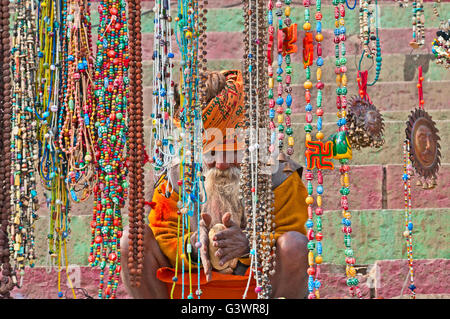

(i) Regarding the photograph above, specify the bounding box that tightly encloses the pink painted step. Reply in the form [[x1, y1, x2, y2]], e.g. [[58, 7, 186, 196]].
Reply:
[[386, 164, 450, 210]]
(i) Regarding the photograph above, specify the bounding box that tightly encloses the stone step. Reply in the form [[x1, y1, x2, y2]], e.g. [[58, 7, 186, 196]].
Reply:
[[142, 81, 450, 114], [11, 258, 449, 299], [374, 259, 450, 299], [32, 204, 449, 266], [139, 54, 450, 87], [136, 28, 441, 61], [320, 208, 449, 265], [96, 1, 446, 33]]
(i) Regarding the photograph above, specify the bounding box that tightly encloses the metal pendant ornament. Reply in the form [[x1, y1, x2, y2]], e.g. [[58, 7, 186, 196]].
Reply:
[[347, 96, 385, 150], [405, 108, 441, 189], [405, 66, 441, 189]]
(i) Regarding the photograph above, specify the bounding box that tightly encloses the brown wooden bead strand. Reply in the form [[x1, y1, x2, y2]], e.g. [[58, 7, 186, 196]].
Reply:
[[127, 0, 145, 288], [0, 0, 16, 298]]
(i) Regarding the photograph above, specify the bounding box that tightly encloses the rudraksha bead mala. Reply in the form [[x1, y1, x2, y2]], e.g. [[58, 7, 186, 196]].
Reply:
[[0, 0, 16, 299], [241, 0, 275, 300], [127, 0, 146, 288]]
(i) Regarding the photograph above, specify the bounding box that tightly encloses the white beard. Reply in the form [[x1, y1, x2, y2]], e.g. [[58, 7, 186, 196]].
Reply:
[[200, 166, 245, 230]]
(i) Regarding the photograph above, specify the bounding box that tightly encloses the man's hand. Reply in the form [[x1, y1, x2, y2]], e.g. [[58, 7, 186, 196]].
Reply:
[[212, 212, 250, 267], [190, 213, 212, 282]]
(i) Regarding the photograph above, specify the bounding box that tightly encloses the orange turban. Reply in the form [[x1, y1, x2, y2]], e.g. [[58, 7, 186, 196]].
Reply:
[[176, 70, 245, 154], [201, 70, 245, 153]]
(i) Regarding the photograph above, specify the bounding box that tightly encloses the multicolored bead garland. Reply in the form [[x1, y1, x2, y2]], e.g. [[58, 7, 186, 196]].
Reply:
[[241, 0, 275, 299], [303, 0, 328, 300], [411, 0, 425, 49], [272, 0, 296, 158], [431, 0, 450, 69], [150, 0, 177, 187], [0, 0, 16, 299], [10, 0, 39, 275], [173, 0, 206, 299], [89, 0, 129, 299], [35, 0, 77, 298], [359, 0, 378, 58], [126, 0, 146, 288], [60, 0, 96, 204], [333, 0, 363, 299], [402, 139, 416, 299]]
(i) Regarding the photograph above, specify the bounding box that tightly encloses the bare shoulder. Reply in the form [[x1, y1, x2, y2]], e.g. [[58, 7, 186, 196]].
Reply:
[[271, 157, 303, 190]]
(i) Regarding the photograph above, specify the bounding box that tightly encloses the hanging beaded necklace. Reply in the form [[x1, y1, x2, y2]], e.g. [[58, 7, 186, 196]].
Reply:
[[402, 139, 416, 299], [332, 0, 363, 299], [431, 0, 450, 69], [356, 0, 382, 88], [90, 0, 129, 299], [398, 0, 425, 48], [173, 0, 206, 299], [59, 0, 97, 204], [35, 0, 77, 299], [411, 0, 425, 49], [273, 0, 295, 158], [358, 0, 378, 58], [9, 0, 39, 277], [150, 0, 177, 188], [0, 0, 17, 299], [303, 0, 328, 300], [127, 0, 146, 288], [241, 0, 275, 299]]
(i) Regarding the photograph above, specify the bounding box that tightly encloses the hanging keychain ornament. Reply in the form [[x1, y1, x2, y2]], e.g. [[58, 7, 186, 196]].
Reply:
[[431, 0, 450, 69], [405, 66, 441, 189]]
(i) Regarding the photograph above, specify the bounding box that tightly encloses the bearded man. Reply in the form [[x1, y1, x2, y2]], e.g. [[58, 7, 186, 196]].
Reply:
[[121, 70, 309, 299]]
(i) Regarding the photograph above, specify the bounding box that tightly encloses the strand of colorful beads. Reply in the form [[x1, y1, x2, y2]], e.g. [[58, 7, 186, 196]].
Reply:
[[267, 1, 276, 157], [60, 0, 96, 204], [356, 0, 382, 87], [174, 0, 203, 299], [402, 139, 416, 299], [90, 0, 129, 299], [35, 0, 76, 298], [313, 0, 326, 300], [411, 0, 425, 48], [150, 0, 176, 185], [303, 0, 317, 299], [302, 0, 325, 300], [431, 0, 449, 69], [9, 0, 39, 278], [333, 0, 362, 299], [359, 0, 377, 57], [273, 0, 294, 157], [127, 0, 146, 288], [241, 0, 275, 299], [0, 0, 17, 299], [195, 0, 208, 299]]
